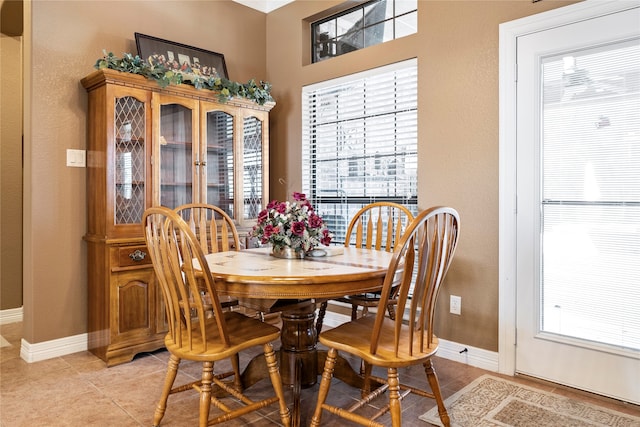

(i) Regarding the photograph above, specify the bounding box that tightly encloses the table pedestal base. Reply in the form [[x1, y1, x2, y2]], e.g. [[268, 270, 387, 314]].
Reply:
[[280, 303, 317, 388], [240, 305, 382, 427]]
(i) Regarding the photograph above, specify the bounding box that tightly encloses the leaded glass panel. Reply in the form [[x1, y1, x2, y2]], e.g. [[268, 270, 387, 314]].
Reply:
[[114, 96, 146, 224], [243, 116, 263, 220]]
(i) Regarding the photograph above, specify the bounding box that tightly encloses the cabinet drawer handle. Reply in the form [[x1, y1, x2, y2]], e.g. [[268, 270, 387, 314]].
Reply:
[[129, 249, 147, 262]]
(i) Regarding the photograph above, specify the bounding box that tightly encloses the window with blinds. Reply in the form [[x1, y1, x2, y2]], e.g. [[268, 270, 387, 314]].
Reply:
[[302, 59, 418, 244]]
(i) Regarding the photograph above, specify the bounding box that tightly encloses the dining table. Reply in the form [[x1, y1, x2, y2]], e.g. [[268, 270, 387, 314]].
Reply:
[[198, 246, 394, 427]]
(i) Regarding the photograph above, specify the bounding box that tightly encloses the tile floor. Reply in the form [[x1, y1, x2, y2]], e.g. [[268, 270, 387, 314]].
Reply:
[[1, 320, 638, 426]]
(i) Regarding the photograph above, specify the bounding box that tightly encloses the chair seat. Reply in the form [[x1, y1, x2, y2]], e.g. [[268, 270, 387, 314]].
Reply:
[[318, 316, 439, 368], [165, 311, 281, 362]]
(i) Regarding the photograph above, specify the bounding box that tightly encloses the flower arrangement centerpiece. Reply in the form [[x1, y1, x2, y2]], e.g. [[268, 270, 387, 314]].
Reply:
[[251, 192, 333, 258]]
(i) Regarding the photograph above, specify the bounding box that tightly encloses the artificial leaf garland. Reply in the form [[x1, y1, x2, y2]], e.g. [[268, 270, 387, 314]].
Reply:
[[94, 51, 273, 105]]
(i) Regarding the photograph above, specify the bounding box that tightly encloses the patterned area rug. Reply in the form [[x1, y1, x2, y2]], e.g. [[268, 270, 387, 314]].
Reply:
[[419, 374, 640, 427]]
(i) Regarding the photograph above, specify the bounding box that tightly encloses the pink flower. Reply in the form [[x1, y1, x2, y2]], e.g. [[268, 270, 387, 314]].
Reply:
[[275, 202, 287, 214], [308, 213, 323, 228], [266, 200, 278, 209], [292, 192, 306, 201], [263, 224, 276, 238], [291, 221, 306, 236], [257, 209, 269, 224], [321, 229, 333, 246]]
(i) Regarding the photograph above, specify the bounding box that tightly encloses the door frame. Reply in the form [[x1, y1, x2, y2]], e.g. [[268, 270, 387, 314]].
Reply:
[[498, 0, 640, 376]]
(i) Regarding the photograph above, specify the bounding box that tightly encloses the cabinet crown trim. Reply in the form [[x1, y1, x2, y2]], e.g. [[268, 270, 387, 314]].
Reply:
[[81, 69, 275, 112]]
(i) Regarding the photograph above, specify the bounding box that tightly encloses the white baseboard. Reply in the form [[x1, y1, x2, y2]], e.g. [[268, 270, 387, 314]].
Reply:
[[436, 338, 499, 372], [321, 303, 499, 372], [0, 307, 23, 325], [12, 305, 498, 368], [20, 333, 88, 363], [1, 307, 88, 363]]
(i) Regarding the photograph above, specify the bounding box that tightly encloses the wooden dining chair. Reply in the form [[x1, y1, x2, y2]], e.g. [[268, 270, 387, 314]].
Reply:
[[174, 203, 241, 311], [143, 207, 291, 427], [315, 202, 414, 337], [310, 206, 460, 427]]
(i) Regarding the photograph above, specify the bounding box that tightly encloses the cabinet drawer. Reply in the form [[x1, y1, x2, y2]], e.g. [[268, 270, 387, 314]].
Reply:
[[117, 245, 152, 267]]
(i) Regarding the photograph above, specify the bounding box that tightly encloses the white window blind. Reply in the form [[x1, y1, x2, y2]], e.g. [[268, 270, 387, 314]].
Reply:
[[541, 39, 640, 351], [302, 59, 418, 244]]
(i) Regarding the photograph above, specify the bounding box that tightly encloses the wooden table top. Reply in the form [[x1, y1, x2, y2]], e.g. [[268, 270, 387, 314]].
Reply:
[[198, 247, 393, 300]]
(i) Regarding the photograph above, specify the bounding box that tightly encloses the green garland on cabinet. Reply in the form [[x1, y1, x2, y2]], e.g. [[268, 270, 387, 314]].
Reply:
[[94, 51, 273, 105]]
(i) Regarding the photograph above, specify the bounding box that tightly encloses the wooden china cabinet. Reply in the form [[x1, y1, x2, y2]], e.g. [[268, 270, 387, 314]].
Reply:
[[82, 69, 274, 366]]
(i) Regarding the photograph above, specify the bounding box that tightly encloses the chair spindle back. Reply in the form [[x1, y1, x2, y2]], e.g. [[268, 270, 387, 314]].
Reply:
[[174, 203, 241, 254], [345, 202, 414, 251], [370, 206, 460, 357], [143, 206, 230, 353]]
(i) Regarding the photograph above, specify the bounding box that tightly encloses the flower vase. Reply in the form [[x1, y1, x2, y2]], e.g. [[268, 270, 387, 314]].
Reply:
[[271, 246, 305, 259]]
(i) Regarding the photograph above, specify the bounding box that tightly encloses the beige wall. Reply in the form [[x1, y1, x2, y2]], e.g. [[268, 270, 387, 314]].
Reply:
[[22, 0, 267, 343], [265, 0, 578, 352], [17, 0, 579, 352], [1, 29, 23, 310]]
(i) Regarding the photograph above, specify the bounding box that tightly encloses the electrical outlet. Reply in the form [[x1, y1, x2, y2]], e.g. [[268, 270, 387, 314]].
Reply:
[[450, 295, 461, 315]]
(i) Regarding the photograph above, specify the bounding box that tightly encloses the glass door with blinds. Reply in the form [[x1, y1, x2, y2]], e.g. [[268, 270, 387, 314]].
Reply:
[[539, 42, 640, 354], [515, 5, 639, 404], [203, 106, 235, 216], [302, 59, 419, 243]]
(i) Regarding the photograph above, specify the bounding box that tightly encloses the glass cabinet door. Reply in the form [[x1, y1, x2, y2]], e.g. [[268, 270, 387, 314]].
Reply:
[[242, 115, 264, 220], [114, 95, 147, 225], [204, 109, 235, 216], [158, 100, 196, 209]]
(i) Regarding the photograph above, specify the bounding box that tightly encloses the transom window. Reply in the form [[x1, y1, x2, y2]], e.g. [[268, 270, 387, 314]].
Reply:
[[302, 59, 418, 243], [312, 0, 418, 63]]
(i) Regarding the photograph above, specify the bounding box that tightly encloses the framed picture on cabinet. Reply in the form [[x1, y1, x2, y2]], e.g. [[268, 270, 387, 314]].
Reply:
[[135, 33, 228, 80]]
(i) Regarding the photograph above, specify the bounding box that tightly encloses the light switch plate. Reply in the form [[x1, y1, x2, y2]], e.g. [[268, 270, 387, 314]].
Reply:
[[66, 149, 86, 167]]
